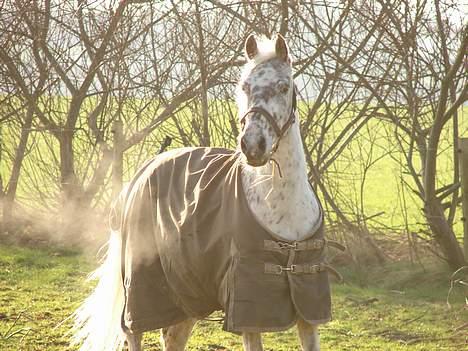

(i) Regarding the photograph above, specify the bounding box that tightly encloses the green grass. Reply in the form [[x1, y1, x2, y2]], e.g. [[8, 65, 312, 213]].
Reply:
[[0, 243, 466, 350]]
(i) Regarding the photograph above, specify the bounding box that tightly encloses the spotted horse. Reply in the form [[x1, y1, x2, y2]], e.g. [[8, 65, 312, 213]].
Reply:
[[71, 34, 344, 351]]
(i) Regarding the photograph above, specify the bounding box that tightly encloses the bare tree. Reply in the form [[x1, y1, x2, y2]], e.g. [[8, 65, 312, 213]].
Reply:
[[342, 0, 467, 269], [0, 0, 50, 226], [0, 0, 466, 269]]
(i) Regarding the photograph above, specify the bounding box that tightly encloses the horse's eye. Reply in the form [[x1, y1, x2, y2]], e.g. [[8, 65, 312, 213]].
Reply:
[[242, 82, 250, 93], [278, 82, 289, 94]]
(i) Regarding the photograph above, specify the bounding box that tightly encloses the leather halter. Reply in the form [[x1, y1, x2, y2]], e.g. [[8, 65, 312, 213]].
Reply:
[[240, 86, 297, 155]]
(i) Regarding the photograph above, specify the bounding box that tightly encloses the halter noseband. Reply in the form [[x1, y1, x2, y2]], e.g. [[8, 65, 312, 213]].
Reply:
[[240, 86, 297, 155]]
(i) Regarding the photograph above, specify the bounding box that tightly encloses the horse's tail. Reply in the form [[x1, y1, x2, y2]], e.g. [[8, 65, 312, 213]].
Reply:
[[71, 188, 128, 351]]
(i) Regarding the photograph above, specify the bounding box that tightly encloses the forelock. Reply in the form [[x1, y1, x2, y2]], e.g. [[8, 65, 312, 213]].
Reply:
[[250, 36, 278, 64]]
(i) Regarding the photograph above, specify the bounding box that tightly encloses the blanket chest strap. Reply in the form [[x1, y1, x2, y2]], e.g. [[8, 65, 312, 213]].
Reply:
[[264, 239, 345, 253], [264, 262, 343, 282]]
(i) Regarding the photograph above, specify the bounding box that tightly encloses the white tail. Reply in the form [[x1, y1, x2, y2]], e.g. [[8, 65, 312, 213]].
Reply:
[[71, 229, 125, 351]]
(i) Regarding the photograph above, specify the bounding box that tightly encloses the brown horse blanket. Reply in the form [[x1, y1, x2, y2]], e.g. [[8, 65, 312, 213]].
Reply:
[[114, 147, 335, 334]]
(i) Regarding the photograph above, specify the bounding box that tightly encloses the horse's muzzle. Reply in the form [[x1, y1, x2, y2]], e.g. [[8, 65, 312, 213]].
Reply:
[[240, 134, 268, 166]]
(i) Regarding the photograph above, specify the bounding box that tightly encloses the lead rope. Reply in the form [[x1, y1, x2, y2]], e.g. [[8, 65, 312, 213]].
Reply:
[[270, 157, 283, 178]]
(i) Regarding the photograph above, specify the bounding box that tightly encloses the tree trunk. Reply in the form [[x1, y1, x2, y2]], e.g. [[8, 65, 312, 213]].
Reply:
[[112, 120, 124, 200], [59, 130, 78, 198], [58, 129, 84, 240], [194, 2, 210, 146], [422, 25, 467, 271], [424, 199, 466, 270], [2, 106, 34, 227], [0, 127, 4, 233], [459, 138, 468, 257]]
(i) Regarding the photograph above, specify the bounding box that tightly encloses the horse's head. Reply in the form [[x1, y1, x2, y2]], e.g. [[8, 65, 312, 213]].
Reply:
[[237, 34, 296, 167]]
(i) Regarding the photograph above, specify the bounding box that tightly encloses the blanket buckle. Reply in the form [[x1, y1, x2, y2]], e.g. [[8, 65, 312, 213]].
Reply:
[[272, 264, 297, 274], [278, 241, 298, 250]]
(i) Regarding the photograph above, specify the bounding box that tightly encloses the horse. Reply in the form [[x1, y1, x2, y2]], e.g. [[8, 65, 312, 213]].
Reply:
[[72, 34, 341, 351]]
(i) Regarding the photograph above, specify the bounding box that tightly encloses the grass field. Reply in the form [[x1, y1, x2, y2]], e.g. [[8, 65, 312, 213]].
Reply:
[[0, 242, 466, 350]]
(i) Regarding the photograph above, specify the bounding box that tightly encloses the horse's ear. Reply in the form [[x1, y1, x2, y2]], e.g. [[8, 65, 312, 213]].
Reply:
[[275, 33, 289, 62], [245, 34, 258, 60]]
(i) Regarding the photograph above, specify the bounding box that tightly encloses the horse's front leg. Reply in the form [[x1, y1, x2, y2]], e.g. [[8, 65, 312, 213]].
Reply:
[[297, 319, 320, 351], [160, 318, 197, 351], [242, 332, 263, 351], [125, 331, 143, 351]]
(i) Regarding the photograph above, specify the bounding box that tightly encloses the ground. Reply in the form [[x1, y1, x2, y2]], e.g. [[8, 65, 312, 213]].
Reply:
[[0, 243, 466, 350]]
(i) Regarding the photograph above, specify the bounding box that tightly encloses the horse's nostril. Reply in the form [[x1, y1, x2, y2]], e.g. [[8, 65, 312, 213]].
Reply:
[[258, 136, 266, 154], [240, 136, 247, 154]]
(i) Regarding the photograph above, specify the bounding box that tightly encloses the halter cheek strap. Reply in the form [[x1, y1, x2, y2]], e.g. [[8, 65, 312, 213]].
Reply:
[[240, 86, 297, 155]]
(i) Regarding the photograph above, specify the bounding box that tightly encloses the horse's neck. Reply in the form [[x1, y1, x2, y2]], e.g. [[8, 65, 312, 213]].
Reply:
[[241, 122, 321, 241]]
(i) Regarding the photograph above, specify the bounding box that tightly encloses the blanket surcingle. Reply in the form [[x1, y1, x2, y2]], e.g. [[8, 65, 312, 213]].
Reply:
[[115, 147, 338, 334]]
